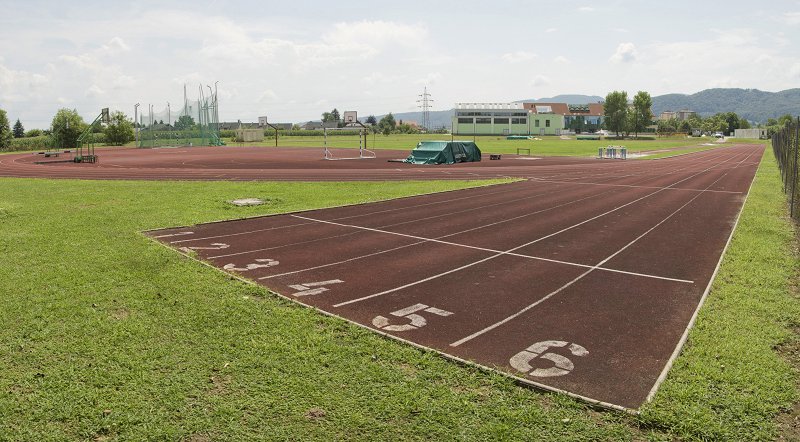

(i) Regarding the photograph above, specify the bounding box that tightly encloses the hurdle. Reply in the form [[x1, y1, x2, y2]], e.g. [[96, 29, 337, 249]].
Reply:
[[597, 146, 627, 160]]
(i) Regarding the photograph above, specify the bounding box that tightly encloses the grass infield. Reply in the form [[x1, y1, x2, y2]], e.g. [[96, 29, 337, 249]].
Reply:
[[0, 145, 797, 440]]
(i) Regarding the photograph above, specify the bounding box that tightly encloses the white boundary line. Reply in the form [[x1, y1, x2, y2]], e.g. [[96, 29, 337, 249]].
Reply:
[[331, 150, 750, 308], [290, 214, 694, 285], [449, 150, 754, 347], [644, 146, 764, 404]]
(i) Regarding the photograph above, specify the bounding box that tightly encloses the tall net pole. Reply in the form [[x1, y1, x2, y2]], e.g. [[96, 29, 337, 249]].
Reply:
[[417, 86, 433, 132]]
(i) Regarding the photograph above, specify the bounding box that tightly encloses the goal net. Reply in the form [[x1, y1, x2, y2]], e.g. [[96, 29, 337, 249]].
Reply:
[[323, 126, 375, 160], [137, 86, 222, 148]]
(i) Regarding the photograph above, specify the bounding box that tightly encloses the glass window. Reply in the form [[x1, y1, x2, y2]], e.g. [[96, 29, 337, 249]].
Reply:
[[476, 118, 491, 124], [512, 118, 526, 124], [458, 118, 472, 124], [535, 120, 540, 127], [546, 120, 551, 127], [494, 118, 509, 124]]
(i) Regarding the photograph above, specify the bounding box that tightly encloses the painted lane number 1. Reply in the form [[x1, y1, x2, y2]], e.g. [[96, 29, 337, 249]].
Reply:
[[372, 303, 453, 332]]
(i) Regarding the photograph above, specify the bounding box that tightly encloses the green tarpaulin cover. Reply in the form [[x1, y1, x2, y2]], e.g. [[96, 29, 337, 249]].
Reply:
[[404, 141, 482, 165]]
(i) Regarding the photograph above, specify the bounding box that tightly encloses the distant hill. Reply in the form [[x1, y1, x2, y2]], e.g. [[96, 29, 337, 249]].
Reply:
[[516, 94, 604, 104], [652, 88, 800, 123], [366, 89, 799, 128]]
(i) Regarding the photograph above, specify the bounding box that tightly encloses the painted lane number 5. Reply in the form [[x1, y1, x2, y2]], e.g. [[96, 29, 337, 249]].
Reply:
[[510, 340, 588, 378], [372, 303, 453, 332]]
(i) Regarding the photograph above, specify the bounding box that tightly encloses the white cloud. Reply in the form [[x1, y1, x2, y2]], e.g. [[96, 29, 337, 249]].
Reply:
[[416, 72, 442, 85], [578, 6, 595, 12], [100, 37, 130, 55], [780, 11, 800, 25], [545, 28, 557, 33], [85, 84, 105, 97], [258, 89, 278, 103], [609, 42, 638, 63], [790, 63, 800, 79], [502, 51, 537, 63], [554, 56, 569, 64], [531, 75, 550, 87]]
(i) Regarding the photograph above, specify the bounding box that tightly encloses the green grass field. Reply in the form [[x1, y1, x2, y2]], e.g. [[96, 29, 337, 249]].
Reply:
[[0, 145, 797, 440], [227, 133, 724, 158]]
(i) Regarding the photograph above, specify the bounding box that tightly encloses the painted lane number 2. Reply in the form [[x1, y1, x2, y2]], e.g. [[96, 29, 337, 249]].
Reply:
[[510, 340, 588, 378], [372, 303, 453, 332]]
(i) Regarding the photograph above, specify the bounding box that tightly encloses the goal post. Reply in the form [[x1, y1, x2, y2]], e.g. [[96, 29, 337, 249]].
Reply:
[[322, 123, 375, 160]]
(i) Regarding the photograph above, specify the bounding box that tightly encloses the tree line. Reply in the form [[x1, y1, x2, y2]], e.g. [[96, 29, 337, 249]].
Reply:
[[319, 107, 432, 135], [0, 108, 135, 150]]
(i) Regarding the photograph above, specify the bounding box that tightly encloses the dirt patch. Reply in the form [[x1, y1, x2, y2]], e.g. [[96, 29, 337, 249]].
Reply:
[[305, 407, 327, 421], [110, 308, 130, 320], [207, 375, 230, 396]]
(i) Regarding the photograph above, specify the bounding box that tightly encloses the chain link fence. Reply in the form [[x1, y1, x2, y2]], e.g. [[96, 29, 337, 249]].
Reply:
[[772, 116, 800, 219]]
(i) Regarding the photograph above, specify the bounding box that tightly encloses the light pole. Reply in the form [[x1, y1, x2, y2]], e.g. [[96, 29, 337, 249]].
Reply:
[[134, 103, 140, 147]]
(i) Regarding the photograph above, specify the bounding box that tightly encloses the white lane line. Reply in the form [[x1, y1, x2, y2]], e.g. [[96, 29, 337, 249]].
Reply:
[[168, 183, 535, 245], [261, 224, 693, 284], [526, 179, 743, 194], [449, 147, 759, 347], [205, 185, 579, 260], [332, 148, 751, 308]]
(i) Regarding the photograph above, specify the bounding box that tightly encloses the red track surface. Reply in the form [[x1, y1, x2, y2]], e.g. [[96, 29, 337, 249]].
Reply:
[[144, 144, 764, 410], [0, 146, 596, 181]]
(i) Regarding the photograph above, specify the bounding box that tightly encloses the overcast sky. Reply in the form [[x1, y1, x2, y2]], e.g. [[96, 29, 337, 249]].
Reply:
[[1, 0, 799, 128]]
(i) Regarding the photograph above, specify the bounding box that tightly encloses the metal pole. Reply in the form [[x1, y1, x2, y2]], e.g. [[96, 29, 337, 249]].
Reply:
[[134, 103, 140, 147], [792, 117, 800, 218]]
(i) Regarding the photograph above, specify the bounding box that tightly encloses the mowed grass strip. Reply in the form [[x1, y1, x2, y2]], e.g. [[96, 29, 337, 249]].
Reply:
[[0, 178, 643, 441], [639, 144, 800, 441]]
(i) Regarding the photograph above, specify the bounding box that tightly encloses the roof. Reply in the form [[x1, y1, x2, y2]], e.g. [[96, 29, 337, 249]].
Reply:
[[523, 102, 604, 116]]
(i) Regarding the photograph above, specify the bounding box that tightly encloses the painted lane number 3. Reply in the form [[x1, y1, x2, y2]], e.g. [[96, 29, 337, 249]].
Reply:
[[510, 340, 588, 378], [372, 303, 453, 332]]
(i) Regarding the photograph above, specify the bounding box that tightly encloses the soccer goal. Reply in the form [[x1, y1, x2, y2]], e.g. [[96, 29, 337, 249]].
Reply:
[[323, 124, 376, 160]]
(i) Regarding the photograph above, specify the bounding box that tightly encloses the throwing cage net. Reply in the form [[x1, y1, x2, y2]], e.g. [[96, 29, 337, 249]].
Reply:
[[137, 86, 222, 148]]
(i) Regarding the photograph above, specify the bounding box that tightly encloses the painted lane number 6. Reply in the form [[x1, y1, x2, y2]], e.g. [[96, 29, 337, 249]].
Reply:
[[510, 340, 588, 378], [372, 303, 453, 332]]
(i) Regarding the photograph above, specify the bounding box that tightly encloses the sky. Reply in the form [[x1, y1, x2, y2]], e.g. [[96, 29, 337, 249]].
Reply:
[[1, 0, 799, 129]]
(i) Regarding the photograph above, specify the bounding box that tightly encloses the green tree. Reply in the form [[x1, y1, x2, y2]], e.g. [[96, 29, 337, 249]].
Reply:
[[378, 113, 396, 135], [51, 108, 86, 149], [0, 109, 12, 149], [331, 108, 340, 122], [104, 111, 134, 145], [603, 90, 628, 138], [174, 115, 196, 130], [321, 112, 333, 122], [778, 114, 794, 127], [365, 115, 377, 125], [631, 91, 653, 138], [26, 129, 43, 137], [12, 119, 24, 138]]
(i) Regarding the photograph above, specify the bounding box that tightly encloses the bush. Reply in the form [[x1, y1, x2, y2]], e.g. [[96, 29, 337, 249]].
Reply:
[[26, 129, 43, 137]]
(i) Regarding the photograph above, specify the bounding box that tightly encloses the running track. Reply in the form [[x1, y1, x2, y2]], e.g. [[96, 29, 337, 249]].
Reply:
[[141, 144, 764, 411]]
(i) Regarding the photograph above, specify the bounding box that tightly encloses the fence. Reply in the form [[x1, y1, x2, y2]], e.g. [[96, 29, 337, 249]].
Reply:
[[772, 117, 800, 219]]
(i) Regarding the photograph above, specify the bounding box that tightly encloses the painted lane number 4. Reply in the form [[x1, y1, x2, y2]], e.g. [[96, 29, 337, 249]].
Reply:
[[223, 259, 279, 272], [289, 280, 344, 297], [372, 303, 453, 332], [510, 340, 588, 378]]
